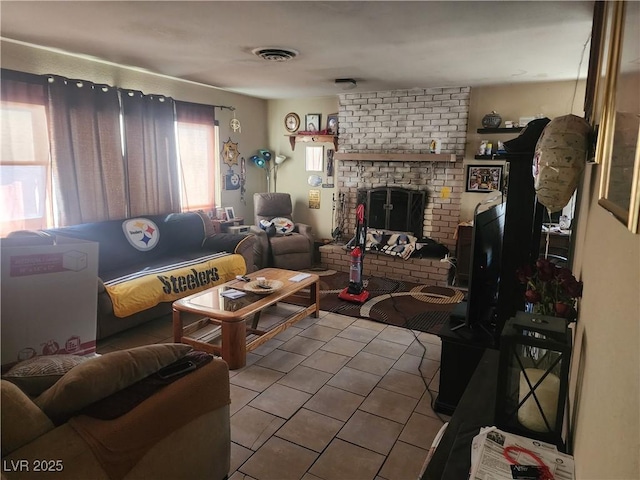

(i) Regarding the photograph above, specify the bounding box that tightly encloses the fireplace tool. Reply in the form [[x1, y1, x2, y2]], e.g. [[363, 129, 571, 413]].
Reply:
[[331, 192, 346, 243], [339, 203, 370, 303]]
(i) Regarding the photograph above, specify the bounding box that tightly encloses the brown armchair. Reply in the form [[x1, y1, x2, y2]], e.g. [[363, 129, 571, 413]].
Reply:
[[250, 193, 314, 270]]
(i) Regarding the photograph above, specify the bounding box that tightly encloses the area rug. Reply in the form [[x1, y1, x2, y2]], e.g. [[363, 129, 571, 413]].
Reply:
[[301, 269, 465, 333]]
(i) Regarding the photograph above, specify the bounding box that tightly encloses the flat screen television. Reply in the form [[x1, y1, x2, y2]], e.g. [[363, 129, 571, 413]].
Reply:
[[451, 199, 506, 334]]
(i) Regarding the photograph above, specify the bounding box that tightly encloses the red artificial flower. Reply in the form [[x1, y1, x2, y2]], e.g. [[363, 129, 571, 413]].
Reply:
[[553, 302, 572, 318], [518, 257, 583, 320]]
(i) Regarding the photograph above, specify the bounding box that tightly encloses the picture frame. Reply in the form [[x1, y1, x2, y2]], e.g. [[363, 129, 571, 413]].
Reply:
[[597, 0, 640, 233], [466, 164, 504, 193], [326, 114, 339, 135], [305, 113, 321, 133], [583, 1, 612, 164], [224, 206, 235, 221]]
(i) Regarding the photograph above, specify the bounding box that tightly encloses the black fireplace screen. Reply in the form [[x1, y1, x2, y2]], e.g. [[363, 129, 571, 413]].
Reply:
[[357, 187, 427, 238]]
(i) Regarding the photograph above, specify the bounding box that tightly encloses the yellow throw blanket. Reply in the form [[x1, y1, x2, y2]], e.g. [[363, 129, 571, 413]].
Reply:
[[104, 253, 246, 317]]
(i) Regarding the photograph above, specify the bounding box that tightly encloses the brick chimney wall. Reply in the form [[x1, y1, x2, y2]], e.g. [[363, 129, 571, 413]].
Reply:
[[337, 87, 470, 251]]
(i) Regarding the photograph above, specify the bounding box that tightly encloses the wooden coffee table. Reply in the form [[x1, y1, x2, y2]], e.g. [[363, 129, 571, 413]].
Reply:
[[172, 268, 319, 369]]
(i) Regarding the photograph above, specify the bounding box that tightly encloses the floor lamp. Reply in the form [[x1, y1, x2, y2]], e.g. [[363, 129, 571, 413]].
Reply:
[[251, 152, 287, 192], [273, 155, 287, 192]]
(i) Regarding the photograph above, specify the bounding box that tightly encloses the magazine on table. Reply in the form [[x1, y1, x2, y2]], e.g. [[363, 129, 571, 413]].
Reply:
[[470, 426, 574, 480]]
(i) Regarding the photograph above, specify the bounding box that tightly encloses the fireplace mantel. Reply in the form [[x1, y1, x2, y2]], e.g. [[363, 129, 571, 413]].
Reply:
[[334, 152, 457, 162]]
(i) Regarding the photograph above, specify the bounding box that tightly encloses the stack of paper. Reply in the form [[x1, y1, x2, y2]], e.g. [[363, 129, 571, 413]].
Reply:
[[289, 272, 311, 282], [221, 289, 246, 299], [470, 427, 574, 480]]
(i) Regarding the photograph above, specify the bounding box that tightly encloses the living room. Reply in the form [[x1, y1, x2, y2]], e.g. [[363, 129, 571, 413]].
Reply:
[[1, 2, 639, 479]]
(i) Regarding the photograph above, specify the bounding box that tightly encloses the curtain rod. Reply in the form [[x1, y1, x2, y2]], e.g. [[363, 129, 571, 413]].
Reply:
[[213, 105, 235, 112]]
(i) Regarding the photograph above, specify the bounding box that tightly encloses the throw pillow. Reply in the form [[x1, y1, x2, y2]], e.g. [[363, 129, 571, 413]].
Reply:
[[195, 210, 220, 236], [271, 217, 295, 235], [2, 355, 89, 397], [35, 344, 192, 424]]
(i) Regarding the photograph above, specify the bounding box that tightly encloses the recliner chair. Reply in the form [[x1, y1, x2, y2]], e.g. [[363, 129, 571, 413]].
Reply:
[[250, 193, 314, 270]]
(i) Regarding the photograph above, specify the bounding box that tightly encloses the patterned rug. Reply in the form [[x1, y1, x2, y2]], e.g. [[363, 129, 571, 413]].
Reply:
[[301, 269, 465, 333]]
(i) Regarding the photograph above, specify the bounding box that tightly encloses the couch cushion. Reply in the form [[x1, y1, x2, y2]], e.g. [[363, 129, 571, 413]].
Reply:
[[44, 214, 170, 276], [269, 233, 311, 256], [44, 213, 209, 277], [1, 380, 55, 456], [2, 355, 89, 397], [35, 344, 192, 423], [163, 212, 208, 252]]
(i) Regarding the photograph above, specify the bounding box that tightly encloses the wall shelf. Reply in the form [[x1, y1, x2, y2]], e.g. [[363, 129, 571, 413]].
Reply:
[[287, 134, 338, 151], [476, 127, 523, 134], [334, 152, 457, 162], [474, 154, 509, 160]]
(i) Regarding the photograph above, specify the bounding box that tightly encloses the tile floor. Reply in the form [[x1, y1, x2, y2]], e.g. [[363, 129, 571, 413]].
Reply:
[[97, 303, 450, 480]]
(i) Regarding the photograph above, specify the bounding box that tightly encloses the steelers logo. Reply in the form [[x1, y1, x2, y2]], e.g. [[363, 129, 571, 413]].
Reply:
[[122, 218, 160, 251]]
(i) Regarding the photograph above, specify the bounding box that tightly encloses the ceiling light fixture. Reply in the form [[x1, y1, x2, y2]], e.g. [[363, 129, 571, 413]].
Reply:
[[335, 78, 357, 90]]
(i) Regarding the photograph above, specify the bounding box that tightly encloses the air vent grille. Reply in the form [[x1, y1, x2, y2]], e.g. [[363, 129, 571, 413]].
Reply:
[[252, 48, 298, 62]]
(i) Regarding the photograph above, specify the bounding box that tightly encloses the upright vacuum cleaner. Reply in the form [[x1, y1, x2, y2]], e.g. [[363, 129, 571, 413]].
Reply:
[[338, 203, 370, 303]]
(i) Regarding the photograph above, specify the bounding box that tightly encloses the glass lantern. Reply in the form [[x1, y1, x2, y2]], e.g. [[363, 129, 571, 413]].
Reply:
[[495, 311, 572, 450]]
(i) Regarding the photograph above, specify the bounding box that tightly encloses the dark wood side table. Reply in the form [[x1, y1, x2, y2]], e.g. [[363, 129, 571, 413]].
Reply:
[[219, 217, 245, 233], [422, 349, 499, 480]]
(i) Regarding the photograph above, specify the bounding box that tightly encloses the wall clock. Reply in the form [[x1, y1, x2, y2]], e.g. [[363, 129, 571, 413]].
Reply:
[[284, 112, 300, 133]]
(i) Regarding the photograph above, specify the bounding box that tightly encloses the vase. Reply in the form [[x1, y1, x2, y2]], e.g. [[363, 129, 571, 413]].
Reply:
[[526, 302, 574, 321], [482, 111, 502, 128]]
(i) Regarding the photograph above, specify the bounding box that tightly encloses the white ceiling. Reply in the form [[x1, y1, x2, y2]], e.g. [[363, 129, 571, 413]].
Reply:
[[0, 1, 595, 100]]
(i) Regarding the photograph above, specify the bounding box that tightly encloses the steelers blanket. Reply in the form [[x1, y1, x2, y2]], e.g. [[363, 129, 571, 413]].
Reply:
[[104, 252, 246, 318]]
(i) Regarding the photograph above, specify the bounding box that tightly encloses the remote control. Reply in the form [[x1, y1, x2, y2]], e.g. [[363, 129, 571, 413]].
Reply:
[[236, 275, 251, 282]]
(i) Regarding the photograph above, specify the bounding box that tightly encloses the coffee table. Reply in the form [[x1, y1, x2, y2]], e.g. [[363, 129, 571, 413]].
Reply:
[[172, 268, 319, 369]]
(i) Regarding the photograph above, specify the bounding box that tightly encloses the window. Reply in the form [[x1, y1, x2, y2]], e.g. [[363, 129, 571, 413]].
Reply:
[[0, 100, 52, 236], [1, 72, 221, 236], [176, 103, 219, 213]]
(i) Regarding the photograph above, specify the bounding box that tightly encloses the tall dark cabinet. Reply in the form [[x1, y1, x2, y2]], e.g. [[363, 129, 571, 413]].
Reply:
[[434, 152, 543, 414], [495, 152, 544, 336]]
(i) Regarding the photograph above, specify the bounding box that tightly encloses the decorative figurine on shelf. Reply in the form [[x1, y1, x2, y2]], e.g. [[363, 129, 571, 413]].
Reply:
[[482, 111, 502, 128]]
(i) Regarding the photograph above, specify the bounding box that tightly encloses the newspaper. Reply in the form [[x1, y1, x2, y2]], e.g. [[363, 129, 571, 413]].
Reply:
[[470, 427, 574, 480]]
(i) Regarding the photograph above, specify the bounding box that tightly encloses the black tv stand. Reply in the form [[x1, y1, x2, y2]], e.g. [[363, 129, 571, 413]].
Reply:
[[448, 302, 497, 343], [448, 301, 467, 332], [434, 312, 497, 415]]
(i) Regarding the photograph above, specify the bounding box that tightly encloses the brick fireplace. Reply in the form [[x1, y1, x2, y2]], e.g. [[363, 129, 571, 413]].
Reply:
[[337, 86, 470, 249], [320, 86, 470, 286]]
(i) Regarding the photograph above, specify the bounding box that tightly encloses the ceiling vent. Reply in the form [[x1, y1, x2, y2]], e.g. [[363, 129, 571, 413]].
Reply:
[[252, 48, 299, 62]]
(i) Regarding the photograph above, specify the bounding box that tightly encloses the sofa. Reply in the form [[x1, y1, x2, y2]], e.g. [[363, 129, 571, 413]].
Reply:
[[1, 344, 231, 480], [26, 211, 259, 339]]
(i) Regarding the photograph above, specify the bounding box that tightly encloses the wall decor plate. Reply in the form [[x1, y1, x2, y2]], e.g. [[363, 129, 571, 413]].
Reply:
[[308, 174, 322, 186]]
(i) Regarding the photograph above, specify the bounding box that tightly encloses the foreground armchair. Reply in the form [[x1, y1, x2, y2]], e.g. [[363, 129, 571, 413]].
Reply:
[[1, 344, 230, 480]]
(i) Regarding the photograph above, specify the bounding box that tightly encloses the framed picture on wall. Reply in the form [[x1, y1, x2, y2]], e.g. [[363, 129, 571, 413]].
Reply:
[[326, 114, 339, 135], [466, 165, 504, 192], [305, 114, 321, 133]]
